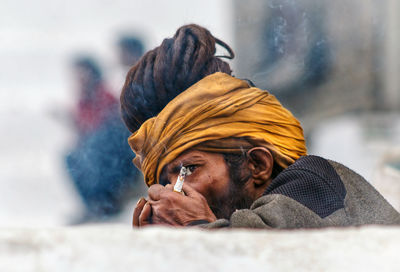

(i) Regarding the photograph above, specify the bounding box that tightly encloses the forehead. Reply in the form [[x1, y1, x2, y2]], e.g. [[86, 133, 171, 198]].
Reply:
[[168, 150, 207, 166], [166, 150, 223, 170]]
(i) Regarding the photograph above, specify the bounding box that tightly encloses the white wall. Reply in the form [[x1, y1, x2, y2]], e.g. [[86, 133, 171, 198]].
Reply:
[[383, 0, 400, 109], [1, 225, 400, 272]]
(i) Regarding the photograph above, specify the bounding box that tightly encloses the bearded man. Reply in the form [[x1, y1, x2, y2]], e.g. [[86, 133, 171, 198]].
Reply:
[[120, 24, 400, 229]]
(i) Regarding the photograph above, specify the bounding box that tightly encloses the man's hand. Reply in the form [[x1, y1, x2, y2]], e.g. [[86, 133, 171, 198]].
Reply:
[[132, 183, 217, 227], [132, 197, 152, 227]]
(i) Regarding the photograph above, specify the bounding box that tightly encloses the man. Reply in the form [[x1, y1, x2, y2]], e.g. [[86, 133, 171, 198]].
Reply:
[[120, 25, 400, 228]]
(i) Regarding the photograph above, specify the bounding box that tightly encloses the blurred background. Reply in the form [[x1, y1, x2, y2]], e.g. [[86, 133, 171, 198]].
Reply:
[[1, 0, 399, 227]]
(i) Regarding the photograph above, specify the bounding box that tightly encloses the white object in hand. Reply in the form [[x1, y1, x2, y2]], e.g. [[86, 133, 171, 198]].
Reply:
[[173, 166, 187, 193]]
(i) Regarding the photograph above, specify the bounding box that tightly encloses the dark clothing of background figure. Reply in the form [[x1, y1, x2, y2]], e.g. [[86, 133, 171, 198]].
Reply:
[[65, 85, 138, 220]]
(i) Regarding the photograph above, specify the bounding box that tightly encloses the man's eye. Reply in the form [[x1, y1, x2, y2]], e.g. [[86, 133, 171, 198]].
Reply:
[[186, 165, 197, 175]]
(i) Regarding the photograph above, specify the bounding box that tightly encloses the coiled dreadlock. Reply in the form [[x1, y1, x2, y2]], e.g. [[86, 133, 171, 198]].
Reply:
[[120, 24, 234, 132]]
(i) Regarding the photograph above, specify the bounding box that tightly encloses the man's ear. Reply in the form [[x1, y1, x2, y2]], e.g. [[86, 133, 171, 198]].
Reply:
[[246, 147, 274, 187]]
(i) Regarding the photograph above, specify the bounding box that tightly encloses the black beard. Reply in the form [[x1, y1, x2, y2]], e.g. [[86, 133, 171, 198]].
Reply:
[[208, 178, 254, 220]]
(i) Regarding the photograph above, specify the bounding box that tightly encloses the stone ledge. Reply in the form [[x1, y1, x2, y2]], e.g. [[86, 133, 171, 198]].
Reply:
[[1, 224, 400, 272]]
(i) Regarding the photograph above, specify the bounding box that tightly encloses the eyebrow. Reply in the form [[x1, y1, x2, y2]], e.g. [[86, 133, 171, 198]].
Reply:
[[168, 155, 205, 172]]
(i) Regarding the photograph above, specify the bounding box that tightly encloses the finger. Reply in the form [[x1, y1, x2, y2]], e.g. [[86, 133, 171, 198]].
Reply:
[[148, 184, 171, 201], [150, 203, 180, 226], [132, 197, 147, 227], [139, 202, 152, 226], [166, 183, 186, 196], [182, 183, 200, 197]]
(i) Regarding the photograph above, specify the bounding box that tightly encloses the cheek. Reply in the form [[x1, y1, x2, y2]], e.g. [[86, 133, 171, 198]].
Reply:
[[191, 164, 231, 204], [210, 164, 231, 198], [187, 173, 213, 197]]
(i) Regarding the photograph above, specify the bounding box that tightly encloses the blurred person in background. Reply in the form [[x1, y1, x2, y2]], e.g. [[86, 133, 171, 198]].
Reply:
[[65, 56, 139, 224], [118, 35, 144, 69], [109, 35, 146, 94]]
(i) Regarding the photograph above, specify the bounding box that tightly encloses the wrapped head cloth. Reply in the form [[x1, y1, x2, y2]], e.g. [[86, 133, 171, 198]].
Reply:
[[128, 72, 307, 186]]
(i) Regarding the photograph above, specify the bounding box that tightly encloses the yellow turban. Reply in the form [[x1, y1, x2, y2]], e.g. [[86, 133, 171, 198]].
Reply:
[[128, 72, 307, 186]]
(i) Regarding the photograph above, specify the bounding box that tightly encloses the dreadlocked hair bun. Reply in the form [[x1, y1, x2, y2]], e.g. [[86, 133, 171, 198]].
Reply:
[[120, 24, 235, 132]]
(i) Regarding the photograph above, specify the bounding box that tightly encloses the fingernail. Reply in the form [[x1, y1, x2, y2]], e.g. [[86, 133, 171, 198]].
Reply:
[[136, 197, 145, 206]]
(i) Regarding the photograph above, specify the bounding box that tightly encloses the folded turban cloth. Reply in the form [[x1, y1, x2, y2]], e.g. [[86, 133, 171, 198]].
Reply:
[[128, 72, 307, 186]]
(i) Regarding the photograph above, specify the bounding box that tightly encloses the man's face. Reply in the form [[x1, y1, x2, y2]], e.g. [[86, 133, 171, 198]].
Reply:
[[160, 150, 252, 219]]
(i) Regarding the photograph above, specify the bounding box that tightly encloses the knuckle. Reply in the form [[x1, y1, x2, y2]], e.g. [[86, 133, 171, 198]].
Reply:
[[148, 184, 162, 194], [167, 192, 178, 201], [160, 197, 172, 206]]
